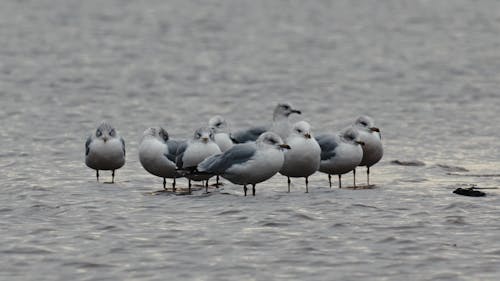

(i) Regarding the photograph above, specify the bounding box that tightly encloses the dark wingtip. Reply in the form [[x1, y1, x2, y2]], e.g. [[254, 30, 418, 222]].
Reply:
[[176, 166, 196, 176], [176, 166, 215, 177], [230, 135, 239, 144]]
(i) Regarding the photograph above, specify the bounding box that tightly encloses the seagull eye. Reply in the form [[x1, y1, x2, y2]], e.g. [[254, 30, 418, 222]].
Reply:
[[283, 105, 290, 110], [215, 122, 222, 127], [96, 129, 102, 137], [296, 129, 302, 133], [360, 121, 368, 126], [109, 129, 116, 137]]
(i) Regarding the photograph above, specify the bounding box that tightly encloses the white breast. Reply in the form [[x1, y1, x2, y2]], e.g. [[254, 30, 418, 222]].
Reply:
[[271, 119, 292, 141], [86, 138, 125, 170], [182, 141, 221, 168], [139, 138, 177, 178], [214, 133, 234, 152], [358, 131, 383, 167], [280, 136, 321, 178]]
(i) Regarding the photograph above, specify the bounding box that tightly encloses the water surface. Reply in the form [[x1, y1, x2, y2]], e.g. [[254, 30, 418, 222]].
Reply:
[[2, 0, 500, 280]]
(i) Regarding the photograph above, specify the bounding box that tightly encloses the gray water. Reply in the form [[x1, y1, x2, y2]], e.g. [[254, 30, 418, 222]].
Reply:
[[2, 0, 500, 280]]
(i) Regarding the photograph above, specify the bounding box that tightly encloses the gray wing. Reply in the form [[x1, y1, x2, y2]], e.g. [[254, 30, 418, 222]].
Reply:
[[165, 139, 185, 162], [85, 136, 92, 155], [120, 137, 126, 156], [316, 134, 338, 161], [231, 126, 267, 143], [198, 143, 256, 174], [175, 141, 189, 168]]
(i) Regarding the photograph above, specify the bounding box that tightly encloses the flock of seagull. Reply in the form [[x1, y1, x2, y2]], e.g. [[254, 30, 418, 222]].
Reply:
[[84, 103, 383, 196]]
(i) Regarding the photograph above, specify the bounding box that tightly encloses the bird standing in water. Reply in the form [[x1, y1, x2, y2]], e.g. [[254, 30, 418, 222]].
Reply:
[[139, 127, 183, 191], [279, 121, 321, 193], [352, 116, 383, 186], [316, 128, 364, 188], [85, 122, 125, 183], [176, 127, 221, 194], [197, 132, 290, 196]]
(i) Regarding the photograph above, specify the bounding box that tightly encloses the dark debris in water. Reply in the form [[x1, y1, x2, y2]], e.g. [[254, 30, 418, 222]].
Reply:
[[453, 187, 486, 197], [437, 164, 469, 172], [345, 184, 377, 190], [447, 173, 500, 177], [390, 160, 426, 166]]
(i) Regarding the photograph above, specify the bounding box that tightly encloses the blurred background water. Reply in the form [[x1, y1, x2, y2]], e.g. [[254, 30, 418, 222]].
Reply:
[[1, 0, 500, 280]]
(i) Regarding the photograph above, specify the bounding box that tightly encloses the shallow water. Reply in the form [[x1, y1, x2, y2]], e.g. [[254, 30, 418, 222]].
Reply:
[[2, 0, 500, 280]]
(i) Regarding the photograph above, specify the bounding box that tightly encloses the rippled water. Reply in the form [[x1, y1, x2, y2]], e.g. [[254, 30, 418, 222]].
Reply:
[[2, 0, 500, 280]]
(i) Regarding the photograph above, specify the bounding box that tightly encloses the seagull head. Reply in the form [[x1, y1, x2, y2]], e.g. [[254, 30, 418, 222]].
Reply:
[[208, 115, 229, 133], [194, 127, 215, 144], [96, 122, 117, 143], [258, 132, 290, 150], [292, 120, 313, 139], [342, 127, 364, 146], [354, 116, 380, 133], [142, 127, 169, 143], [273, 102, 301, 120]]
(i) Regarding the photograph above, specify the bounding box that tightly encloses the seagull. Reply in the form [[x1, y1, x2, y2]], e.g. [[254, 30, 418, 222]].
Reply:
[[208, 115, 234, 186], [231, 102, 301, 143], [196, 132, 290, 196], [85, 122, 125, 183], [139, 127, 183, 191], [279, 121, 321, 193], [270, 102, 302, 140], [208, 115, 234, 152], [352, 116, 383, 186], [176, 127, 221, 193], [316, 128, 364, 188]]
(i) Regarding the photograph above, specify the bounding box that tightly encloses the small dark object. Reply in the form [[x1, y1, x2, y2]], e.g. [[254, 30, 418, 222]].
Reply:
[[453, 187, 486, 197], [390, 160, 426, 166]]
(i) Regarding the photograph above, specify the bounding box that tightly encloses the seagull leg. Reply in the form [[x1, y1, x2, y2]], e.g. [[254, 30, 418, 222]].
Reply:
[[305, 177, 309, 193], [338, 174, 342, 189], [328, 174, 332, 189], [252, 184, 256, 196], [243, 185, 247, 196], [96, 170, 99, 182], [111, 170, 115, 183], [287, 177, 291, 193], [353, 168, 356, 187], [367, 167, 370, 186], [172, 177, 176, 192], [205, 180, 209, 193], [216, 175, 220, 188], [163, 178, 167, 190], [188, 179, 192, 194]]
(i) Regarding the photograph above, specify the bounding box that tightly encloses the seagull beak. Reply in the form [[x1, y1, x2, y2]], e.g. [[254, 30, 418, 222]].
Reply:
[[103, 137, 108, 143], [292, 109, 301, 115], [279, 144, 291, 150], [356, 141, 365, 146], [304, 133, 311, 139], [201, 137, 209, 143], [370, 127, 380, 133]]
